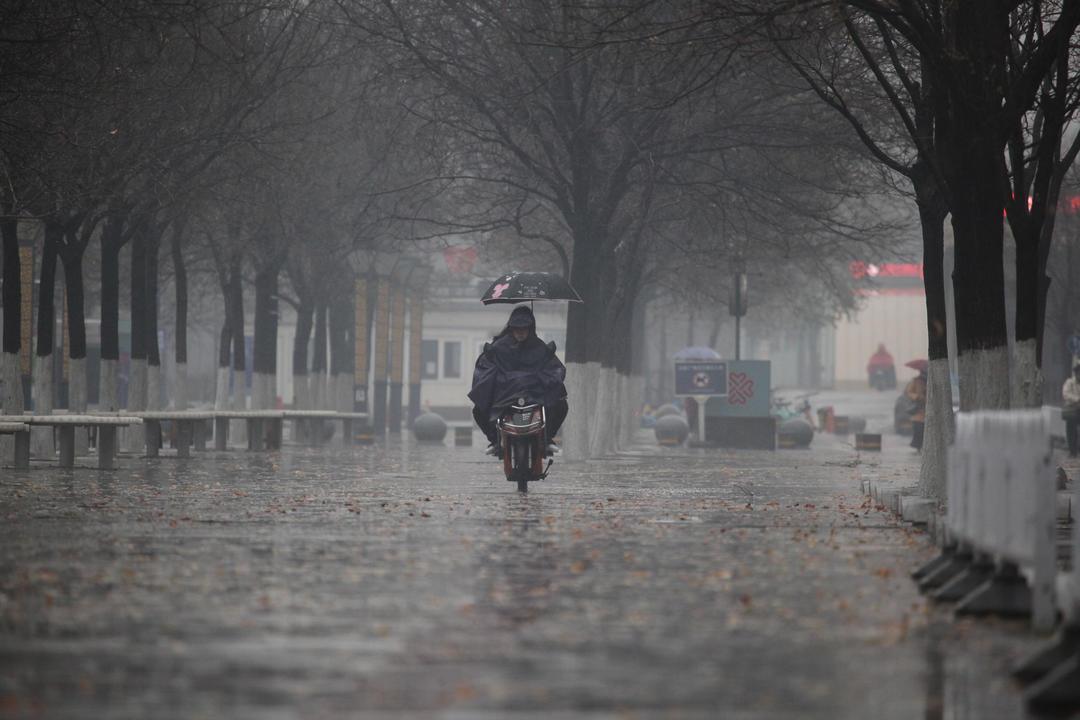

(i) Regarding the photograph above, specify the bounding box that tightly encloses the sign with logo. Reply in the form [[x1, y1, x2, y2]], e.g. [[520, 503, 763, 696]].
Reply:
[[704, 360, 771, 418], [675, 361, 727, 397]]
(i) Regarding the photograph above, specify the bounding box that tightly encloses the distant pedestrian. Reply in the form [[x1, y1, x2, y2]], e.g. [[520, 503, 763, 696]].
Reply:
[[1062, 364, 1080, 457], [904, 368, 927, 451]]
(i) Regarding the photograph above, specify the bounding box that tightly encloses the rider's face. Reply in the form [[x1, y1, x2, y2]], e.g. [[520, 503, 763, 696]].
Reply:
[[511, 327, 529, 342]]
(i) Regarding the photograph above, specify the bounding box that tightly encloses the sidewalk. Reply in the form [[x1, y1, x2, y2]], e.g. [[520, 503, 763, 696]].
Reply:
[[0, 428, 1052, 719]]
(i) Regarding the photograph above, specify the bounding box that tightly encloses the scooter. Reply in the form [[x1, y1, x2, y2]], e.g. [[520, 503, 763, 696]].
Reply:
[[498, 397, 553, 493], [868, 366, 897, 391]]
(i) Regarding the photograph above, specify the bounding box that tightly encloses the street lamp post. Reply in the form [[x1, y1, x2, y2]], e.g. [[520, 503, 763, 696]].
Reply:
[[731, 260, 747, 360]]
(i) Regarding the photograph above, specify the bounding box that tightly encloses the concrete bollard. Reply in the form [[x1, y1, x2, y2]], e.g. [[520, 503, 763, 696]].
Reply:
[[654, 414, 689, 446], [777, 418, 814, 448], [413, 413, 448, 443]]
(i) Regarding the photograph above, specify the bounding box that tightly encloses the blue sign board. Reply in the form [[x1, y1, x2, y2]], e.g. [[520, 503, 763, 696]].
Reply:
[[1069, 335, 1080, 355], [675, 361, 728, 396], [704, 360, 771, 418]]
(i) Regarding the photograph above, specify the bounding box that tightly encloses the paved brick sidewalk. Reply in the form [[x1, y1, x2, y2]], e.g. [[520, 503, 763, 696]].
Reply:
[[0, 431, 1044, 719]]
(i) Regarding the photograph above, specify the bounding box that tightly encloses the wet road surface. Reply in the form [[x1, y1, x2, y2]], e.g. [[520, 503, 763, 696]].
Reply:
[[0, 400, 1049, 719]]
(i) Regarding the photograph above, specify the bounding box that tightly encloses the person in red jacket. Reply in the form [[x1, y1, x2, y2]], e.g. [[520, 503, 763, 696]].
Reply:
[[867, 343, 896, 390]]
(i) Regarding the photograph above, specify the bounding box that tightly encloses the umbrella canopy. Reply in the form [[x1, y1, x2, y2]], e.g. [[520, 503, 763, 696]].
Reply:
[[673, 346, 721, 360], [481, 271, 583, 305], [905, 358, 929, 373]]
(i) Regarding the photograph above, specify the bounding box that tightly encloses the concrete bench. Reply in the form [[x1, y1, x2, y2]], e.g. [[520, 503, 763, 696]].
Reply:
[[281, 410, 369, 445], [212, 410, 285, 451], [0, 414, 142, 470], [136, 411, 216, 458], [0, 421, 31, 470]]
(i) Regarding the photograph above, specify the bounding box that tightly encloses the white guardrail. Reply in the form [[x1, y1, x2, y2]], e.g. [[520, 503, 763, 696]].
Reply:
[[947, 410, 1059, 630]]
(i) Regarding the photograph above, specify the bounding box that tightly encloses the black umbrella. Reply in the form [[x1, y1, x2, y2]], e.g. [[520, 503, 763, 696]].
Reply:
[[480, 271, 583, 305]]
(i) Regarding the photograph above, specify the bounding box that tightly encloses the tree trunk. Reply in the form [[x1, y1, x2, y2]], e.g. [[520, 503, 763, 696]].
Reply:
[[1, 211, 22, 416], [1, 210, 23, 465], [229, 255, 246, 397], [292, 302, 313, 410], [227, 255, 247, 442], [99, 214, 124, 410], [125, 227, 149, 451], [31, 221, 60, 455], [171, 222, 188, 409], [313, 300, 328, 410], [329, 293, 353, 414], [59, 240, 87, 420], [948, 144, 1010, 411], [915, 172, 954, 502], [252, 265, 279, 409], [1014, 234, 1041, 407], [146, 234, 161, 410]]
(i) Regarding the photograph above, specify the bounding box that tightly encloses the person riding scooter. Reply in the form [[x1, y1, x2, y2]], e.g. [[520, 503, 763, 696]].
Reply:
[[468, 306, 568, 458], [867, 343, 896, 390]]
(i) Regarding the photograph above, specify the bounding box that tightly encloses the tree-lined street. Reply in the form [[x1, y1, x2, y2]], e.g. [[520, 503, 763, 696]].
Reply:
[[0, 392, 1047, 718]]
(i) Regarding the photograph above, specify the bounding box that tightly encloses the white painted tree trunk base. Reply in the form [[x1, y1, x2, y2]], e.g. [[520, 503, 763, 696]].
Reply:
[[69, 357, 89, 455], [174, 362, 188, 410], [1, 352, 23, 461], [231, 380, 248, 445], [620, 374, 644, 449], [253, 372, 275, 409], [1011, 338, 1041, 409], [99, 359, 119, 411], [147, 364, 162, 411], [561, 362, 599, 461], [588, 367, 619, 457], [334, 374, 351, 413], [958, 346, 1010, 411], [31, 357, 54, 458], [214, 367, 230, 411], [126, 359, 148, 453], [919, 357, 955, 501]]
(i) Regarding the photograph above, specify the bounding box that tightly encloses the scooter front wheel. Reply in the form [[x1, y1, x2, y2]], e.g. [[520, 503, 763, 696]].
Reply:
[[512, 440, 530, 493]]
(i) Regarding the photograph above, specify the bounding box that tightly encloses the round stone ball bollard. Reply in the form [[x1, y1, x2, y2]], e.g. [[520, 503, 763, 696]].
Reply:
[[777, 418, 814, 448], [655, 414, 690, 447], [412, 413, 448, 443], [654, 403, 683, 420]]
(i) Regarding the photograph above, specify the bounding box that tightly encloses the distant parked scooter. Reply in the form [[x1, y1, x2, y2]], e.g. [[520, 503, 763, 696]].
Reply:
[[868, 366, 897, 391], [498, 396, 553, 493], [772, 392, 817, 448]]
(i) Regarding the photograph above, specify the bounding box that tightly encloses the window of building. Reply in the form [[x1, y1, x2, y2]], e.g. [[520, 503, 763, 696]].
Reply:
[[421, 339, 438, 379], [443, 341, 462, 378]]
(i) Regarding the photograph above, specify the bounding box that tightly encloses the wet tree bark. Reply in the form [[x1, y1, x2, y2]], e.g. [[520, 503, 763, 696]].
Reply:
[[914, 166, 954, 501], [0, 207, 23, 421], [129, 230, 147, 376], [312, 300, 327, 409], [171, 222, 188, 409], [100, 216, 123, 366], [252, 265, 280, 409], [35, 221, 61, 399], [947, 141, 1010, 411], [171, 225, 187, 363], [146, 233, 161, 408], [1, 212, 19, 359], [329, 293, 353, 414], [292, 302, 313, 407]]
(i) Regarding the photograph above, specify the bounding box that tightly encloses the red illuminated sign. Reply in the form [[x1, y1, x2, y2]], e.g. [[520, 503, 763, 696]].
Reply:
[[849, 262, 923, 280]]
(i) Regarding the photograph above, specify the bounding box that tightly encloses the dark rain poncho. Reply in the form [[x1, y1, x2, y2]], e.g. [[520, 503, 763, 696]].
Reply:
[[468, 334, 567, 420]]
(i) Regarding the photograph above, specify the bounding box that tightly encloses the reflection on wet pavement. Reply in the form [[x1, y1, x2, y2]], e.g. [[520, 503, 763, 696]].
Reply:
[[0, 430, 1047, 719]]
